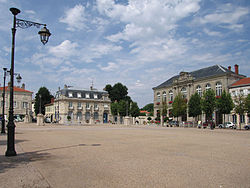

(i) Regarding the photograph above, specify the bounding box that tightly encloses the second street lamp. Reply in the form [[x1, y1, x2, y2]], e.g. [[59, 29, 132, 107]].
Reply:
[[6, 7, 51, 157]]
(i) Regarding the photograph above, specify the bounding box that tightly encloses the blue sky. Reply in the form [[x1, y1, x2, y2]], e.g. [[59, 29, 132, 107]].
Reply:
[[0, 0, 249, 107]]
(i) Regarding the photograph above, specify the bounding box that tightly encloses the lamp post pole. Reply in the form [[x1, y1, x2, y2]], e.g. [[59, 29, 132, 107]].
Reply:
[[6, 7, 51, 157], [1, 68, 8, 134]]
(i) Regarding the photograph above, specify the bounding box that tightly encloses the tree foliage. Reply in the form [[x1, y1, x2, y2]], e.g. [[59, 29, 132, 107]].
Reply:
[[201, 89, 216, 121], [245, 94, 250, 114], [216, 90, 234, 122], [234, 94, 246, 130], [104, 83, 128, 102], [130, 102, 140, 117], [111, 102, 119, 116], [34, 87, 53, 115], [172, 93, 187, 120], [234, 94, 245, 115], [141, 103, 154, 113], [118, 100, 128, 117], [188, 92, 202, 118]]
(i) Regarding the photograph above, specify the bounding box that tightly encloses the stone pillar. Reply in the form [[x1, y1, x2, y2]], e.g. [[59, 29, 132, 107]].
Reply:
[[37, 114, 44, 126], [124, 116, 132, 125], [24, 115, 30, 123]]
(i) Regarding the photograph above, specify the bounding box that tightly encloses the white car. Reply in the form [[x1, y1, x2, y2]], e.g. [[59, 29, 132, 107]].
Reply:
[[218, 122, 237, 129]]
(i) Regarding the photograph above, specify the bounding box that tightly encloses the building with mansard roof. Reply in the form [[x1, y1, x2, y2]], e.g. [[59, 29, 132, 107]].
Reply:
[[153, 64, 246, 125], [52, 85, 112, 124]]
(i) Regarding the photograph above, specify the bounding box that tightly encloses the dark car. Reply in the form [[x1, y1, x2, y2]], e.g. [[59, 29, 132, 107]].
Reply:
[[169, 121, 179, 127], [202, 121, 215, 129], [244, 125, 250, 130]]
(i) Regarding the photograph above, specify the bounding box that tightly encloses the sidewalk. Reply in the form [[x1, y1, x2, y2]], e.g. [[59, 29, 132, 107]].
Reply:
[[0, 133, 50, 188]]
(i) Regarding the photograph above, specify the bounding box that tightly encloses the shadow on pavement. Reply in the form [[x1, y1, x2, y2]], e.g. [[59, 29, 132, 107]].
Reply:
[[0, 151, 51, 174], [0, 143, 101, 174], [0, 139, 28, 146], [33, 143, 102, 153]]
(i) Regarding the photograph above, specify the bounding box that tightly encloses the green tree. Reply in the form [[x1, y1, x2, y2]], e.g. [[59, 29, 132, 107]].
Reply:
[[188, 92, 202, 121], [234, 94, 245, 130], [216, 90, 234, 124], [130, 102, 140, 117], [104, 83, 128, 102], [245, 94, 250, 114], [141, 103, 154, 113], [172, 93, 187, 122], [118, 100, 129, 117], [201, 89, 216, 122], [34, 87, 53, 115], [111, 102, 119, 116]]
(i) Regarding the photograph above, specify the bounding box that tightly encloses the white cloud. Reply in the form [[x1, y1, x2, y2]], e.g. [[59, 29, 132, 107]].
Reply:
[[99, 0, 201, 42], [198, 6, 249, 31], [203, 28, 221, 37], [59, 4, 87, 31], [98, 62, 119, 71], [49, 40, 78, 58]]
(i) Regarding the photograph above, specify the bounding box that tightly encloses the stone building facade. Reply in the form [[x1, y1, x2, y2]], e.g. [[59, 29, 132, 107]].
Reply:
[[53, 86, 112, 124], [0, 84, 33, 121], [229, 77, 250, 126], [153, 64, 245, 125]]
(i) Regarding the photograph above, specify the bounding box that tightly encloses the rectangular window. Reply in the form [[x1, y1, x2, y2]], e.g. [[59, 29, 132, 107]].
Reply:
[[22, 102, 28, 109], [86, 93, 90, 98], [240, 115, 245, 123], [94, 94, 98, 99], [94, 103, 98, 110], [69, 102, 73, 107], [68, 92, 73, 98], [77, 93, 81, 98], [77, 102, 81, 107], [232, 91, 235, 97], [86, 103, 90, 109]]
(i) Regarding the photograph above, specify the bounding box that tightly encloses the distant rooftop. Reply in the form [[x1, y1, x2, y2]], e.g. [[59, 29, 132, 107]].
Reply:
[[153, 64, 245, 89], [230, 77, 250, 88]]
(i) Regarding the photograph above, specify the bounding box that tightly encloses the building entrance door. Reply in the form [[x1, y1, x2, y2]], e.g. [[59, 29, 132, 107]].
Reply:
[[103, 113, 108, 123]]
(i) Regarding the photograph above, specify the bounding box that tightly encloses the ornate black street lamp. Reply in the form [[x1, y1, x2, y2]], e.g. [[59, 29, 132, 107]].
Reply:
[[6, 8, 51, 157]]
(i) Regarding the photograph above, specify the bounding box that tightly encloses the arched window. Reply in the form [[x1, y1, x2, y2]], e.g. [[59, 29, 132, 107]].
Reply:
[[162, 91, 167, 103], [205, 83, 211, 91], [85, 112, 90, 120], [94, 112, 99, 120], [76, 112, 82, 121], [68, 111, 74, 120], [169, 90, 173, 101], [196, 85, 202, 97], [157, 92, 161, 102], [216, 82, 222, 96], [181, 87, 187, 99]]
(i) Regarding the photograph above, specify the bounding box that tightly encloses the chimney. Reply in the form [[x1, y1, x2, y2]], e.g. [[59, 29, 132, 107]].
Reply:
[[228, 66, 231, 71], [21, 83, 25, 89], [234, 64, 239, 75]]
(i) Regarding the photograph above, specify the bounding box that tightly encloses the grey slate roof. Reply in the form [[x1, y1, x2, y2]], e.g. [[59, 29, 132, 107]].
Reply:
[[153, 65, 243, 89], [59, 88, 108, 99]]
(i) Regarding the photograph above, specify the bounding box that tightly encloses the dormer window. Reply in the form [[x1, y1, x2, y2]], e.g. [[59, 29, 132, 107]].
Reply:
[[68, 92, 73, 98], [77, 92, 81, 98], [86, 93, 90, 98], [94, 94, 98, 99]]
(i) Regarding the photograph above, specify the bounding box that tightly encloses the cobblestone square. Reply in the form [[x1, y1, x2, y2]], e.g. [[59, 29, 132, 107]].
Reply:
[[0, 123, 249, 188]]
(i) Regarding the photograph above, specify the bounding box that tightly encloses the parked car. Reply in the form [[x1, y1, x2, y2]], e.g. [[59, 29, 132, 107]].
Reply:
[[169, 121, 179, 127], [218, 122, 237, 129], [244, 125, 250, 130], [202, 121, 215, 129]]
